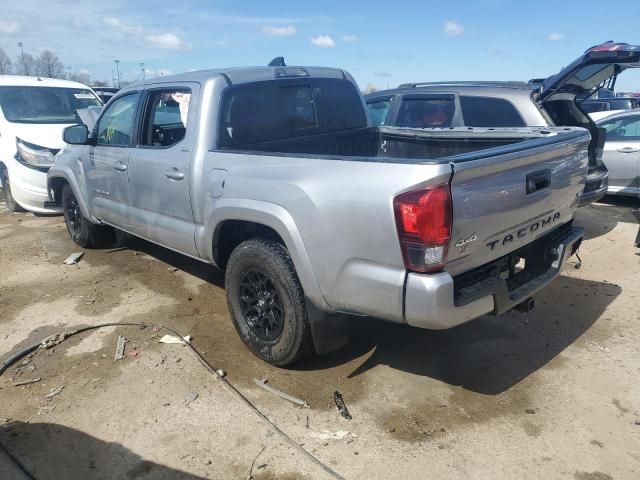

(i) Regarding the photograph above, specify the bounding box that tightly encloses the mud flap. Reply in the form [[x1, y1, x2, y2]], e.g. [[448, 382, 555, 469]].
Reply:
[[305, 299, 349, 355], [633, 209, 640, 248]]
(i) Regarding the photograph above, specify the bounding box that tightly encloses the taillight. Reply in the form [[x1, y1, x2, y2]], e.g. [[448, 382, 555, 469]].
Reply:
[[393, 184, 452, 273]]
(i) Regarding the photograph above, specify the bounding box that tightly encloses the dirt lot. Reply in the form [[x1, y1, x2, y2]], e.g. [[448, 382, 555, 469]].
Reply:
[[1, 196, 639, 480]]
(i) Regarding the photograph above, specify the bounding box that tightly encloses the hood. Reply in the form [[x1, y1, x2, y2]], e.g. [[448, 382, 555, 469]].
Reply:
[[3, 122, 71, 150], [538, 42, 640, 103]]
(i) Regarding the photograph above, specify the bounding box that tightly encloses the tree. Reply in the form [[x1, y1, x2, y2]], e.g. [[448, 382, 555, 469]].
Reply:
[[0, 48, 12, 74], [16, 52, 35, 76], [91, 80, 109, 87], [36, 50, 65, 78]]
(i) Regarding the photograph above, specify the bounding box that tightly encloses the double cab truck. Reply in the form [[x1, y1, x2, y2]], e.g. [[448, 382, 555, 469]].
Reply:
[[48, 64, 591, 366]]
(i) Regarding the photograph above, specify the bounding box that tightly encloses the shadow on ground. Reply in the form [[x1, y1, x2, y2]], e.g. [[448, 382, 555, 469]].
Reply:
[[576, 195, 639, 240], [0, 422, 206, 480], [299, 274, 621, 395]]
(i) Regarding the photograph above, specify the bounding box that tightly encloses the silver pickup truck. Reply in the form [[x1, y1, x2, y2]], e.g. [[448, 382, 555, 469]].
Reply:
[[47, 65, 588, 365]]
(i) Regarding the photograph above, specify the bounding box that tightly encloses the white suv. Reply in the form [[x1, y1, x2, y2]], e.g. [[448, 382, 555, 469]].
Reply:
[[0, 76, 101, 213]]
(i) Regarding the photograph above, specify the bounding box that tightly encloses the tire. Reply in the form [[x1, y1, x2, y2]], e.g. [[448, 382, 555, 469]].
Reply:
[[1, 170, 27, 212], [61, 184, 114, 248], [225, 239, 313, 366]]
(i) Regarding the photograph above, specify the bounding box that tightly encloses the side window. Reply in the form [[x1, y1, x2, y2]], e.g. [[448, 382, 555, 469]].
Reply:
[[140, 89, 191, 147], [460, 96, 526, 127], [396, 97, 455, 128], [96, 93, 140, 146], [366, 97, 393, 126], [603, 116, 640, 139]]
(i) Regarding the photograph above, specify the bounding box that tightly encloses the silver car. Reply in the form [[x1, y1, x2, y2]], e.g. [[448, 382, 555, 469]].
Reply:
[[597, 110, 640, 197]]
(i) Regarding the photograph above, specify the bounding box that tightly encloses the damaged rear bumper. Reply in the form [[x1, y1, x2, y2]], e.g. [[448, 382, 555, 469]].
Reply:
[[404, 224, 583, 329]]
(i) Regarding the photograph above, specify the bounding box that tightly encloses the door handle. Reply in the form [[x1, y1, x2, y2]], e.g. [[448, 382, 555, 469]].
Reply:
[[616, 147, 640, 153], [526, 169, 551, 194], [164, 168, 185, 181], [114, 162, 128, 172]]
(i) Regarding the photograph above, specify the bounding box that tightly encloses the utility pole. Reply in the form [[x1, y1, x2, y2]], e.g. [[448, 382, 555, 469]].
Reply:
[[17, 41, 26, 75], [114, 59, 121, 88], [140, 62, 145, 81]]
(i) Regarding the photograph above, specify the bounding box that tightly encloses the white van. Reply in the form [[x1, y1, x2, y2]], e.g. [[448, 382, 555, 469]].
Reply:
[[0, 76, 101, 213]]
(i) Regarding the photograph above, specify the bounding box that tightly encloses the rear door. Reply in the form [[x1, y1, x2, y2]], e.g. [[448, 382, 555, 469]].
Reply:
[[126, 84, 198, 256], [600, 114, 640, 194], [446, 129, 591, 276]]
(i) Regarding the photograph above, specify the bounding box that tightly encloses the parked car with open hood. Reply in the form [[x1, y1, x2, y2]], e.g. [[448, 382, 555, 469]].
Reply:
[[0, 76, 101, 213], [49, 64, 588, 365], [366, 41, 640, 207]]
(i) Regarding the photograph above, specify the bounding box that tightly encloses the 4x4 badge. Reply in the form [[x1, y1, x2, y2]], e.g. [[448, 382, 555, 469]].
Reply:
[[455, 233, 478, 253]]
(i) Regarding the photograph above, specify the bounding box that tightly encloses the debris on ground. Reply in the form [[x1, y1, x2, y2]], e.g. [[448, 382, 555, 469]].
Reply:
[[334, 391, 352, 420], [13, 377, 42, 386], [114, 335, 127, 361], [37, 406, 55, 415], [168, 267, 179, 272], [159, 334, 192, 345], [44, 386, 64, 399], [254, 378, 309, 408], [185, 392, 199, 405], [247, 445, 266, 480], [525, 408, 536, 415], [41, 331, 74, 349], [63, 252, 84, 265], [216, 369, 226, 378], [309, 431, 357, 441]]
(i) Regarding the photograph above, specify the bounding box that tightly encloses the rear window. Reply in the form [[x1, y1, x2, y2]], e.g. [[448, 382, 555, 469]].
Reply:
[[607, 98, 634, 110], [396, 96, 455, 128], [218, 78, 366, 147], [366, 96, 393, 126], [460, 96, 526, 127]]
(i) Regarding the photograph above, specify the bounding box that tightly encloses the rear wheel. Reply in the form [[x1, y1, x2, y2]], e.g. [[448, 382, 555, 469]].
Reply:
[[62, 184, 114, 248], [1, 170, 27, 212], [225, 239, 313, 366]]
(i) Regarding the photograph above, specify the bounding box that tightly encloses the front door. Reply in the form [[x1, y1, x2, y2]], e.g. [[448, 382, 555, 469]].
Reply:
[[600, 113, 640, 195], [126, 86, 198, 256], [87, 92, 140, 227]]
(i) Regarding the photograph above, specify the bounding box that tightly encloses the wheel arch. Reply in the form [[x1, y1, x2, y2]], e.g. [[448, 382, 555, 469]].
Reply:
[[47, 169, 98, 223]]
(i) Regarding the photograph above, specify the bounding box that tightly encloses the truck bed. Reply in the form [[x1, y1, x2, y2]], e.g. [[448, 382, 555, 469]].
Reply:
[[219, 125, 582, 163]]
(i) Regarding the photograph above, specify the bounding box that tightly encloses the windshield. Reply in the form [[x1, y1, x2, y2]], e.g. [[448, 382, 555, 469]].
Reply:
[[0, 86, 102, 124]]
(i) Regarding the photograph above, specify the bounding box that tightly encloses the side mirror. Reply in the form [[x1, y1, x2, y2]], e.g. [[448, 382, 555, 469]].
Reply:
[[63, 124, 89, 145]]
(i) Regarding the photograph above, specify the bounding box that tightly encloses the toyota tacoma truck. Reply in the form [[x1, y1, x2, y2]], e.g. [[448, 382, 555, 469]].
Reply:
[[48, 64, 589, 366]]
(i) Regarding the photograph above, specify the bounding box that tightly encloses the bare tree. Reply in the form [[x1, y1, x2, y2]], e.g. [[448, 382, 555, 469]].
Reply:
[[91, 80, 109, 87], [0, 48, 12, 74], [68, 71, 90, 85], [36, 50, 65, 78], [16, 52, 35, 76]]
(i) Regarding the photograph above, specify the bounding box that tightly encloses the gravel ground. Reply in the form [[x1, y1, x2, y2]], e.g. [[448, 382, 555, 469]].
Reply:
[[0, 196, 639, 480]]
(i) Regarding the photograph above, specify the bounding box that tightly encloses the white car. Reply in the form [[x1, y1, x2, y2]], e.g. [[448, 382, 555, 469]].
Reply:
[[0, 76, 101, 213]]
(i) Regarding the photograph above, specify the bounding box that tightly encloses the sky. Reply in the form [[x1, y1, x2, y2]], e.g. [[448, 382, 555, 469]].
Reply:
[[2, 0, 640, 92]]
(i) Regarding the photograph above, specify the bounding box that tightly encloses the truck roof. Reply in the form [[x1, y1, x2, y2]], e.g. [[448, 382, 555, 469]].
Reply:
[[127, 66, 349, 88], [367, 81, 537, 100]]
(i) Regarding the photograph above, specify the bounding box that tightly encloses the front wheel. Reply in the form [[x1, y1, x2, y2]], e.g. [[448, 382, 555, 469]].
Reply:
[[1, 170, 27, 212], [62, 184, 114, 248], [225, 239, 313, 366]]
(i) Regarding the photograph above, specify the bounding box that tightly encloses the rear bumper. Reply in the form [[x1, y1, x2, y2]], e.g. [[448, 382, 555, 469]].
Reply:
[[578, 169, 608, 207], [404, 224, 583, 329]]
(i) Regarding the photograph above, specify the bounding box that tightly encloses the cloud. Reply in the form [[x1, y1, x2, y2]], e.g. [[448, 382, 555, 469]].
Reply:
[[443, 20, 464, 37], [373, 71, 392, 77], [486, 46, 511, 58], [262, 25, 296, 37], [0, 20, 20, 35], [103, 17, 143, 35], [547, 33, 566, 41], [342, 34, 358, 43], [145, 33, 189, 50], [310, 35, 336, 48]]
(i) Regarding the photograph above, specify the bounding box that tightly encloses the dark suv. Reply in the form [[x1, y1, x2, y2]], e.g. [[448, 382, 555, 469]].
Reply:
[[366, 81, 608, 206]]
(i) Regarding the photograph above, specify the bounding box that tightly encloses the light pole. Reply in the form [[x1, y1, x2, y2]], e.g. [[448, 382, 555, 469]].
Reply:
[[140, 62, 145, 81], [17, 42, 26, 75], [114, 59, 121, 88]]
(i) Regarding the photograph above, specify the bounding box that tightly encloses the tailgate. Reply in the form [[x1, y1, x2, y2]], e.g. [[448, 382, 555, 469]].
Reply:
[[446, 128, 590, 276]]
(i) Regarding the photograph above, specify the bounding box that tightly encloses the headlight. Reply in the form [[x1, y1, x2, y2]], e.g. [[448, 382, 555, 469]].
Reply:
[[15, 138, 57, 169]]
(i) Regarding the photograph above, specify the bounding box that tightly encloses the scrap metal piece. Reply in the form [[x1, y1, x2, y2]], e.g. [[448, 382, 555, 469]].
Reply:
[[45, 386, 64, 399], [63, 252, 84, 265], [254, 378, 309, 408], [114, 335, 126, 361], [13, 377, 42, 386], [333, 391, 352, 420], [158, 334, 192, 345]]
